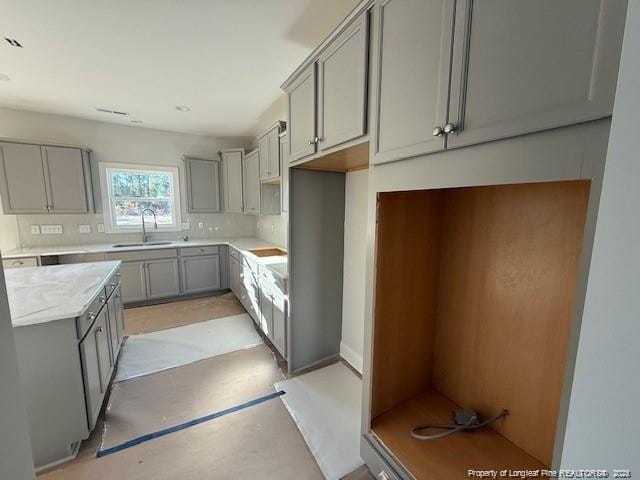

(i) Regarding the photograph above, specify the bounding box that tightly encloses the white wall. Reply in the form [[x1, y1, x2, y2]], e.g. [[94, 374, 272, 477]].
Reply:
[[340, 169, 369, 373], [0, 108, 255, 247], [560, 3, 639, 471], [0, 264, 35, 480]]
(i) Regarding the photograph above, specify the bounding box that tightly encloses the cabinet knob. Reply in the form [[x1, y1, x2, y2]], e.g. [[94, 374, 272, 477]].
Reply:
[[443, 123, 458, 134], [432, 126, 444, 137], [96, 326, 103, 333], [308, 139, 315, 145], [88, 312, 96, 321], [99, 295, 106, 303], [109, 282, 116, 288]]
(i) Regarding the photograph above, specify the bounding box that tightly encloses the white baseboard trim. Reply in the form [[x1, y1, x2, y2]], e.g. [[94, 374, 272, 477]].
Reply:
[[340, 341, 363, 374]]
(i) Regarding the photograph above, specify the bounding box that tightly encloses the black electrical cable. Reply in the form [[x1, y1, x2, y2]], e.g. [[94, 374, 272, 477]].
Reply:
[[411, 409, 509, 440]]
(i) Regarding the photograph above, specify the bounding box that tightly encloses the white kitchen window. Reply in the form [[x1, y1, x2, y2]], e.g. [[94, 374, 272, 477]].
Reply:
[[99, 163, 181, 233]]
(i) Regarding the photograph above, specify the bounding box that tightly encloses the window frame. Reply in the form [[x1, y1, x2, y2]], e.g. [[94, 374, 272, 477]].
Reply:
[[99, 162, 182, 233]]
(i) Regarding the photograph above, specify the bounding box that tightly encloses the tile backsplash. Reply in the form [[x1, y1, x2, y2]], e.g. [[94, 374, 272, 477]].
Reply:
[[16, 212, 255, 248]]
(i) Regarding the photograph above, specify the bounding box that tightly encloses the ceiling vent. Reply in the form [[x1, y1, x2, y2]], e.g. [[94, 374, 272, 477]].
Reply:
[[4, 38, 23, 47], [95, 108, 129, 116]]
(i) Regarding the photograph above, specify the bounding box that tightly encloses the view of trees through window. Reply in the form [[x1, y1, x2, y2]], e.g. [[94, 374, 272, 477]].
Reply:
[[111, 171, 174, 226]]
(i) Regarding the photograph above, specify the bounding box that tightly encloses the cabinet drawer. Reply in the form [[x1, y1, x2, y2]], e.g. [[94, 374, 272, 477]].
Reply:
[[106, 248, 177, 262], [76, 294, 107, 340], [2, 257, 38, 269], [180, 245, 219, 257]]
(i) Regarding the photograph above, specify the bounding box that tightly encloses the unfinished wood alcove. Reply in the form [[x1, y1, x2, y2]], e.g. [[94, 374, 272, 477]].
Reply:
[[370, 180, 590, 479]]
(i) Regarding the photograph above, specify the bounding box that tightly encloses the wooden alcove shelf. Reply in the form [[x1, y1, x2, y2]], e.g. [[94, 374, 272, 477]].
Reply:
[[370, 180, 591, 479]]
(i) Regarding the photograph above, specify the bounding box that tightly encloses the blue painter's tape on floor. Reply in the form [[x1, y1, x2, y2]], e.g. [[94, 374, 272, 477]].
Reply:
[[96, 390, 286, 458]]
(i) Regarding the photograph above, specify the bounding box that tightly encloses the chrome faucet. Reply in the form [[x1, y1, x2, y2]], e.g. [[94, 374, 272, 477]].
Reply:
[[141, 208, 157, 243]]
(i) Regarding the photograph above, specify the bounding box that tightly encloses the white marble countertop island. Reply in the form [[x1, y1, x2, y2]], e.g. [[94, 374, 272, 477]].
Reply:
[[6, 261, 121, 327]]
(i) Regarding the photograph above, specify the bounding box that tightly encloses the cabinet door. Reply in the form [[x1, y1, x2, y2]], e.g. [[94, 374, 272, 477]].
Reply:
[[268, 128, 281, 179], [272, 292, 287, 357], [94, 308, 112, 393], [229, 257, 239, 294], [113, 286, 125, 344], [288, 64, 317, 162], [280, 134, 289, 213], [80, 315, 102, 429], [107, 294, 119, 360], [0, 142, 48, 213], [447, 0, 627, 149], [242, 151, 261, 214], [318, 12, 368, 151], [42, 146, 89, 213], [222, 149, 244, 213], [258, 134, 271, 181], [372, 0, 454, 164], [259, 286, 273, 338], [146, 259, 180, 299], [181, 254, 221, 294], [185, 157, 221, 213], [119, 261, 147, 304]]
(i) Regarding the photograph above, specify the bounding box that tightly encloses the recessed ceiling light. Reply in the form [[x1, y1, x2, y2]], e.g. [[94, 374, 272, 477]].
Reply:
[[0, 73, 10, 81], [4, 38, 23, 48], [175, 105, 190, 112], [131, 120, 143, 124]]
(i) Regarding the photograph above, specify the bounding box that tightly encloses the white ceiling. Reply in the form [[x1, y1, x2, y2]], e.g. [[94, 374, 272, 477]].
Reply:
[[0, 0, 360, 137]]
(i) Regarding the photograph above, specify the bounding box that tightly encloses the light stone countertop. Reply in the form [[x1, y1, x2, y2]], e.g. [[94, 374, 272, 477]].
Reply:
[[2, 237, 288, 278], [6, 261, 121, 327]]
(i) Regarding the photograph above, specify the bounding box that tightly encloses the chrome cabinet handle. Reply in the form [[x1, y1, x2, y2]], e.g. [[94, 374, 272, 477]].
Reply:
[[314, 137, 322, 144], [443, 123, 458, 134], [88, 312, 96, 321], [432, 126, 444, 137], [308, 139, 315, 145], [99, 295, 106, 303], [96, 326, 103, 333]]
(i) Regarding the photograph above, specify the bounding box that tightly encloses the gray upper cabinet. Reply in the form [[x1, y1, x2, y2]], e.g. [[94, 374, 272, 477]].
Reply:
[[280, 133, 289, 213], [184, 156, 222, 213], [242, 149, 261, 215], [0, 141, 92, 214], [221, 149, 244, 213], [0, 142, 49, 213], [287, 64, 317, 162], [258, 123, 284, 182], [372, 0, 453, 164], [446, 0, 628, 149], [42, 146, 89, 213], [318, 12, 369, 151]]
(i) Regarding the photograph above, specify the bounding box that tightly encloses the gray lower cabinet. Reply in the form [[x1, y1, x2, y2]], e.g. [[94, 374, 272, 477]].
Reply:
[[230, 255, 240, 295], [242, 149, 261, 214], [184, 156, 222, 213], [145, 258, 181, 299], [181, 254, 221, 294], [258, 267, 287, 358], [13, 268, 123, 470], [317, 11, 369, 151], [119, 261, 147, 303], [0, 141, 93, 214]]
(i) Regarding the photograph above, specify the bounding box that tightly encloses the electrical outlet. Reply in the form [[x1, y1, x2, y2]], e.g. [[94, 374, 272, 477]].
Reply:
[[198, 222, 204, 230], [41, 225, 63, 235], [78, 224, 91, 234], [96, 223, 105, 233], [181, 222, 190, 230], [30, 225, 41, 235]]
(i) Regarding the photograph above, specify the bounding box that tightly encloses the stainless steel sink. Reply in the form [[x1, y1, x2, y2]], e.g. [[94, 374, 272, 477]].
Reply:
[[112, 241, 173, 248]]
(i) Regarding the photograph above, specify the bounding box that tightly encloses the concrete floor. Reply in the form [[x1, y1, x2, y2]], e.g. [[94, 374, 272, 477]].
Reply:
[[39, 295, 373, 479]]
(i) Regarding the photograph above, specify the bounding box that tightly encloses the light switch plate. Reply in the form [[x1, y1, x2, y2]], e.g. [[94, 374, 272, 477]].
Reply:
[[30, 225, 41, 235], [41, 225, 63, 235], [79, 224, 91, 234], [97, 223, 105, 233]]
